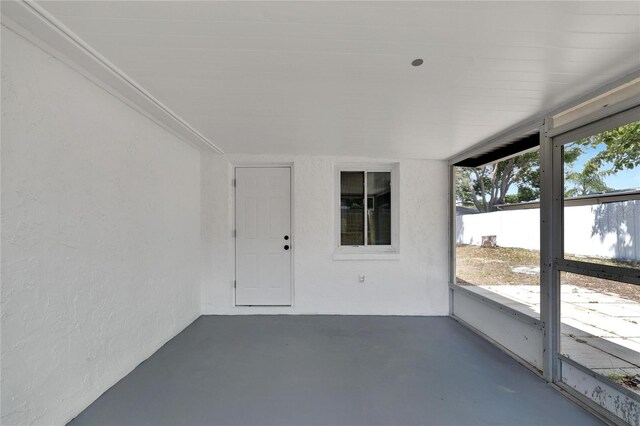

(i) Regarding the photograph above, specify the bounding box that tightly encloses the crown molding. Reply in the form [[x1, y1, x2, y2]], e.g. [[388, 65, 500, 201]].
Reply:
[[1, 0, 223, 154]]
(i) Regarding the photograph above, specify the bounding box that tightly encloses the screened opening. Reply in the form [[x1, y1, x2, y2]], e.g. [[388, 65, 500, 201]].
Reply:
[[455, 147, 541, 318], [562, 120, 640, 271], [556, 112, 640, 398], [560, 272, 640, 395]]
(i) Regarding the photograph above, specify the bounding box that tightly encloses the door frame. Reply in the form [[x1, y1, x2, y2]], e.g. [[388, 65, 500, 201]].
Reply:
[[231, 162, 295, 308]]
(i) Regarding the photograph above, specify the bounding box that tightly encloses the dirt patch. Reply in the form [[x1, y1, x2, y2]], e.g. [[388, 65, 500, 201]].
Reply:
[[456, 245, 540, 286], [456, 245, 640, 303], [621, 375, 640, 390]]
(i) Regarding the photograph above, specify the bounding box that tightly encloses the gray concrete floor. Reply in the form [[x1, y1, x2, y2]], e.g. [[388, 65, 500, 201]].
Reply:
[[69, 316, 601, 426]]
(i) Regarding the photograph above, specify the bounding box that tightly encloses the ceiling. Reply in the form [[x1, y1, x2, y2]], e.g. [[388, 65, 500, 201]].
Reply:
[[38, 1, 640, 159]]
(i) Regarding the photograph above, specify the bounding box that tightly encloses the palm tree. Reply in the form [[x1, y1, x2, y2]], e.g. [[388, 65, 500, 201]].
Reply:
[[564, 169, 612, 198]]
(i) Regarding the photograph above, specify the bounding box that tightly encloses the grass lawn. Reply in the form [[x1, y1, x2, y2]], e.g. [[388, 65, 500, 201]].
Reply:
[[456, 244, 640, 303]]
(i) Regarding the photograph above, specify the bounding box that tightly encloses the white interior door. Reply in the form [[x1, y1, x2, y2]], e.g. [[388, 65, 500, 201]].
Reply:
[[235, 167, 292, 306]]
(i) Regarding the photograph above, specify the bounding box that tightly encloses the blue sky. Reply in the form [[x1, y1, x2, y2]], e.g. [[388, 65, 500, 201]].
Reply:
[[567, 143, 640, 191], [505, 143, 639, 197]]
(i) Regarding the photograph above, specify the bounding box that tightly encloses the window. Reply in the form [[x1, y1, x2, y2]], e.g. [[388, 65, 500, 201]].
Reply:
[[334, 164, 398, 258]]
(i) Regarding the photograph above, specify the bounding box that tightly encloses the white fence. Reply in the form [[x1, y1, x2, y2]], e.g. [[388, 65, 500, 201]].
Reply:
[[456, 200, 640, 262]]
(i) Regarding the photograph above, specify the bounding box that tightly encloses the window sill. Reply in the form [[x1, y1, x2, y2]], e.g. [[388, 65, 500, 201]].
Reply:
[[333, 249, 400, 261]]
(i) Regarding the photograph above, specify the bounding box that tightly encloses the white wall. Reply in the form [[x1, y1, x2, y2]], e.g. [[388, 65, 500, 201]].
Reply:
[[201, 154, 449, 316], [1, 27, 202, 425], [451, 290, 544, 371], [456, 201, 640, 262], [2, 16, 450, 425], [564, 201, 639, 262], [456, 209, 540, 251]]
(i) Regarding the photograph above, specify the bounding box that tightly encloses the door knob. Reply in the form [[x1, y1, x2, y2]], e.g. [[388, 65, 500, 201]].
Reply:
[[284, 245, 290, 250], [284, 235, 289, 240]]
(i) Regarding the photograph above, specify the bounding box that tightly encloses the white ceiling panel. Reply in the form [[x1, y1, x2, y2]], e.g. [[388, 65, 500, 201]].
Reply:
[[37, 1, 640, 159]]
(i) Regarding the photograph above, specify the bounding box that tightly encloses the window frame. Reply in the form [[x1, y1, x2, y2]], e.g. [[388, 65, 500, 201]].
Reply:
[[333, 163, 399, 260]]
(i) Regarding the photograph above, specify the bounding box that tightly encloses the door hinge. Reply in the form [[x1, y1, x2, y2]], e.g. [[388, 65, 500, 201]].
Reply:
[[234, 280, 236, 288], [232, 178, 236, 187], [232, 229, 236, 238]]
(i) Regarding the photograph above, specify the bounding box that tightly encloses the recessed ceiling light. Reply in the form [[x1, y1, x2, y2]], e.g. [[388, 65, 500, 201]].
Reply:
[[411, 58, 424, 67]]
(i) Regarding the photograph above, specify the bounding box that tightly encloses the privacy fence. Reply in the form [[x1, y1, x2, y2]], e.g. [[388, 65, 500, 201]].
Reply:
[[456, 199, 640, 263]]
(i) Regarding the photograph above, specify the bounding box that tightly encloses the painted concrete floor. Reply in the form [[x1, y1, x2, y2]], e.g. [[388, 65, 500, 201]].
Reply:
[[468, 285, 640, 385], [69, 316, 601, 426]]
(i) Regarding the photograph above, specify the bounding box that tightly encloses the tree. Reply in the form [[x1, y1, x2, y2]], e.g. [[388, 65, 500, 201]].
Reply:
[[563, 121, 639, 196], [564, 169, 612, 197], [505, 186, 538, 204], [456, 145, 581, 212], [579, 121, 640, 173], [456, 121, 638, 212], [456, 150, 539, 212]]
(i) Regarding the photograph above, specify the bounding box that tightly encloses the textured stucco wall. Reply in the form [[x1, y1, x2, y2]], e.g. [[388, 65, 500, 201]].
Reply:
[[1, 27, 202, 425], [201, 154, 449, 315]]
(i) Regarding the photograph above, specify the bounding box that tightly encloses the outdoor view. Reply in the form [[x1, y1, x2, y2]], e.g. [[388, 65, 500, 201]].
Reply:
[[455, 120, 640, 392], [563, 124, 640, 270], [455, 146, 542, 319]]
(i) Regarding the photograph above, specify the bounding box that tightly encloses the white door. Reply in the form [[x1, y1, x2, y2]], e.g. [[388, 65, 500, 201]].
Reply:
[[235, 167, 292, 306]]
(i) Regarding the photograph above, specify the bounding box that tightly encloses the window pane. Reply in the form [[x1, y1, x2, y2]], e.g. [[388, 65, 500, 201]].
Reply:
[[562, 120, 640, 270], [560, 271, 640, 395], [367, 172, 391, 245], [455, 148, 541, 319], [341, 171, 364, 245]]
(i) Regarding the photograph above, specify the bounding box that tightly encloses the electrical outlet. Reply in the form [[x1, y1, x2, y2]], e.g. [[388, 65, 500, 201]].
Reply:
[[359, 274, 365, 283]]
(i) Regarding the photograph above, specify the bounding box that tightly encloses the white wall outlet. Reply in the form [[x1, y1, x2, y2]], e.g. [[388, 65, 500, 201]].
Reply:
[[359, 274, 365, 283]]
